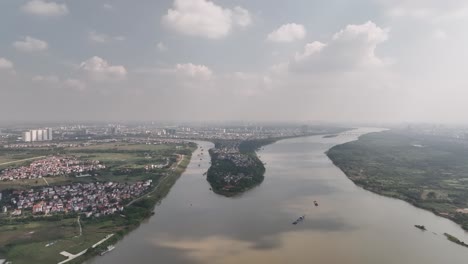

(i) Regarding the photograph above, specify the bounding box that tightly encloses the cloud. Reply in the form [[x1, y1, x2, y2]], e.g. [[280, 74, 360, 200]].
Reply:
[[88, 31, 125, 43], [32, 75, 59, 83], [223, 72, 272, 96], [174, 63, 213, 80], [64, 79, 86, 91], [157, 42, 168, 52], [103, 3, 113, 10], [162, 0, 251, 39], [13, 36, 48, 52], [433, 29, 447, 39], [381, 0, 468, 21], [289, 21, 389, 73], [267, 23, 306, 43], [32, 75, 86, 91], [0, 58, 14, 70], [21, 0, 68, 17], [80, 56, 127, 81]]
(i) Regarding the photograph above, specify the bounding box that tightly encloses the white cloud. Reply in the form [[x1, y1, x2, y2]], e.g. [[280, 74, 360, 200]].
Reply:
[[267, 23, 306, 43], [433, 29, 447, 39], [64, 79, 86, 91], [88, 31, 125, 43], [0, 58, 14, 70], [381, 0, 468, 21], [162, 0, 251, 39], [294, 41, 326, 61], [224, 72, 272, 96], [21, 0, 68, 17], [232, 7, 252, 27], [80, 56, 127, 81], [32, 75, 87, 91], [290, 21, 389, 73], [157, 42, 168, 52], [174, 63, 213, 80], [13, 36, 48, 52], [32, 75, 59, 83], [103, 3, 113, 10]]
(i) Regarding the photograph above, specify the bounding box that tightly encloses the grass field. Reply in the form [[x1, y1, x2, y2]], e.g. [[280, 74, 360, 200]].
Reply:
[[327, 130, 468, 230]]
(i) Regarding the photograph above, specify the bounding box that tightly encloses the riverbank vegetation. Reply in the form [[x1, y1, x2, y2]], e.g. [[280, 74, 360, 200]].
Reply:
[[327, 130, 468, 231]]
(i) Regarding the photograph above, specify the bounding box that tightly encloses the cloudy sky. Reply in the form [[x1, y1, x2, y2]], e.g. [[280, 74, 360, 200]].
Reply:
[[1, 0, 468, 123]]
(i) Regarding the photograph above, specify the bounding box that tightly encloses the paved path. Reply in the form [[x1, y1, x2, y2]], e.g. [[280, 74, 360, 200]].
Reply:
[[77, 216, 82, 237], [57, 234, 114, 264], [0, 156, 45, 166]]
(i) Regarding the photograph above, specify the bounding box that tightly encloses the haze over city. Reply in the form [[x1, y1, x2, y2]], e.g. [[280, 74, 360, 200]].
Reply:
[[1, 0, 467, 123]]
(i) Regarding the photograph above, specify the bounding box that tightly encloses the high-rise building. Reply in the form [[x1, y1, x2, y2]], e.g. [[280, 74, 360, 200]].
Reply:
[[31, 130, 37, 141], [23, 128, 53, 142], [47, 128, 53, 140], [23, 131, 32, 142], [37, 130, 43, 141], [42, 129, 48, 141]]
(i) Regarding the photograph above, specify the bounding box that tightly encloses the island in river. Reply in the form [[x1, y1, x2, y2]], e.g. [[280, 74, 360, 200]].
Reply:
[[206, 139, 271, 196], [327, 129, 468, 231]]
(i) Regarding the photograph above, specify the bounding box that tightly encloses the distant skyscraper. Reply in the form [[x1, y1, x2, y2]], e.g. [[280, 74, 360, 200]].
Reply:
[[23, 128, 53, 142], [42, 129, 48, 141], [47, 128, 53, 140], [37, 130, 43, 141], [23, 131, 32, 142], [31, 130, 37, 141]]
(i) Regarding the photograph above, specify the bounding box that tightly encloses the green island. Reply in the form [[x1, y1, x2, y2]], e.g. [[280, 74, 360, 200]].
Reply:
[[327, 130, 468, 231], [207, 139, 274, 196], [444, 233, 468, 248], [0, 140, 196, 264]]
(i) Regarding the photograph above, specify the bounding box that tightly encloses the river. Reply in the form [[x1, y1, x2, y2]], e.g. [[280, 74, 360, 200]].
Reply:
[[89, 128, 468, 264]]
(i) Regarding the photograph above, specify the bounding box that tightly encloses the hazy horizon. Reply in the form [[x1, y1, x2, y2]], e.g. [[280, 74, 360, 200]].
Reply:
[[2, 0, 468, 124]]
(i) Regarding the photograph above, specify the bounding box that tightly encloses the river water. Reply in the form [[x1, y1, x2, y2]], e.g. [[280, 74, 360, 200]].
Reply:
[[90, 128, 468, 264]]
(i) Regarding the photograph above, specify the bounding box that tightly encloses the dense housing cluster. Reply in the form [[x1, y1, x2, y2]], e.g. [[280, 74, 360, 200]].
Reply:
[[4, 180, 152, 217], [0, 156, 105, 181]]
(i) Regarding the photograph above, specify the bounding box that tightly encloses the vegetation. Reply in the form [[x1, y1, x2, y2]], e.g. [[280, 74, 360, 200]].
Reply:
[[327, 130, 468, 231], [207, 139, 269, 196], [0, 142, 196, 263], [444, 233, 468, 248]]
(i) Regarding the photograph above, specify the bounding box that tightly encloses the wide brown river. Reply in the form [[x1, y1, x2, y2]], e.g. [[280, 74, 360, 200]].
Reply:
[[89, 128, 468, 264]]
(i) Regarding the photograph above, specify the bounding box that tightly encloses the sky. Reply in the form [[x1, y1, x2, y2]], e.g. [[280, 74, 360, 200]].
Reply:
[[1, 0, 468, 124]]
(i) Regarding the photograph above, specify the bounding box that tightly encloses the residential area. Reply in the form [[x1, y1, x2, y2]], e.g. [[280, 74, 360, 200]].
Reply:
[[0, 156, 105, 181], [3, 180, 152, 217]]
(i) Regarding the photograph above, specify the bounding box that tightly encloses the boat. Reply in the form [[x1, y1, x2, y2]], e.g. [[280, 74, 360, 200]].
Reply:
[[314, 201, 318, 206], [100, 245, 115, 256], [292, 215, 306, 225], [415, 225, 426, 231]]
